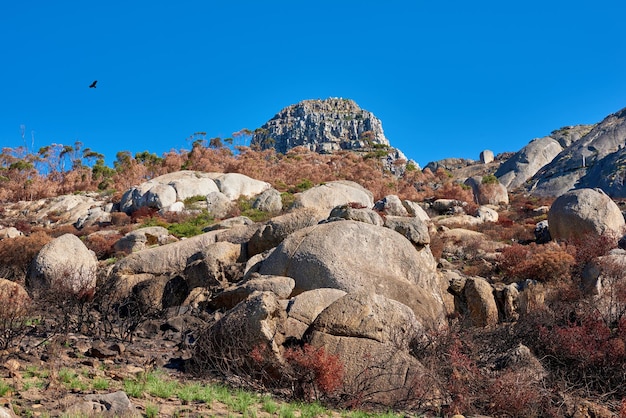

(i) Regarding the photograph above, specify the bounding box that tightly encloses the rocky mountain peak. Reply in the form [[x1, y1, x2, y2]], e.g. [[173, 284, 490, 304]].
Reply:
[[251, 98, 390, 154]]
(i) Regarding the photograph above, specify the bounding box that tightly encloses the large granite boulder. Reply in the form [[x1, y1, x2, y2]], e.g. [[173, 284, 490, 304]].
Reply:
[[547, 188, 625, 241], [258, 220, 446, 329], [306, 292, 427, 405], [284, 288, 347, 341], [26, 234, 98, 294], [213, 173, 271, 200], [464, 176, 509, 205], [247, 208, 324, 256], [496, 136, 563, 190], [291, 181, 374, 215], [119, 171, 220, 214]]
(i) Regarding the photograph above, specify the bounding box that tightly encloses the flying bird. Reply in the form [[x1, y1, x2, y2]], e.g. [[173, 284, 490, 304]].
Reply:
[[89, 80, 97, 88]]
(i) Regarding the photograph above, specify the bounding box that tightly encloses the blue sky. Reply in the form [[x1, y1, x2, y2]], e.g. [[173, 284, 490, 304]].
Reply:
[[2, 1, 626, 168]]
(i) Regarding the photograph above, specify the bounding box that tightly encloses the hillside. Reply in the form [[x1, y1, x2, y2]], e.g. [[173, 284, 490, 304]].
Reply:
[[0, 101, 626, 416]]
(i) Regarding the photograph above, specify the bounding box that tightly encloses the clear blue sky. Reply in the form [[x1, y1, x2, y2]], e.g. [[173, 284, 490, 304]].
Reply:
[[2, 1, 626, 168]]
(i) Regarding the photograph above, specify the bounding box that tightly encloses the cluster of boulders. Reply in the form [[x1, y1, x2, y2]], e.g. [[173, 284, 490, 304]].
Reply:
[[4, 166, 626, 410]]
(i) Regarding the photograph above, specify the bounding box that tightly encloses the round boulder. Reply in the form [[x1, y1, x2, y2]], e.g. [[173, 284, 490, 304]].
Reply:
[[258, 220, 446, 329], [547, 188, 625, 241], [27, 233, 98, 294]]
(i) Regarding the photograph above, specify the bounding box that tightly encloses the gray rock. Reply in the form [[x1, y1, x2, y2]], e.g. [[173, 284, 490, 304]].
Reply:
[[65, 391, 138, 417], [248, 208, 323, 256], [208, 274, 295, 311], [213, 173, 270, 200], [528, 110, 626, 197], [464, 277, 498, 327], [328, 205, 383, 226], [383, 215, 430, 246], [258, 220, 446, 330], [464, 176, 509, 205], [373, 195, 409, 216], [27, 234, 98, 294], [477, 206, 499, 223], [480, 149, 494, 164], [252, 188, 283, 213], [547, 188, 625, 241], [184, 241, 243, 290], [113, 226, 175, 254], [496, 136, 563, 190], [251, 98, 389, 154], [402, 200, 430, 222], [310, 291, 422, 344], [204, 216, 255, 231], [205, 191, 234, 219], [291, 180, 374, 215], [0, 227, 22, 240], [284, 288, 347, 340]]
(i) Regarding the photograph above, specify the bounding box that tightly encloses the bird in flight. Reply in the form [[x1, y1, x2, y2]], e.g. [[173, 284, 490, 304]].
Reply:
[[89, 80, 98, 88]]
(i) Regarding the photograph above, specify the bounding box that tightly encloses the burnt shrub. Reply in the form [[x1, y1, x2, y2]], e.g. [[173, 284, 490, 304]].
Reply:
[[0, 281, 33, 350], [499, 242, 575, 283], [84, 232, 123, 260], [282, 344, 343, 401]]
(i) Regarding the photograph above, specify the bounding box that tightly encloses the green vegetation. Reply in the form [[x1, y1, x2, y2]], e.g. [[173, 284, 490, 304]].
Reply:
[[182, 194, 207, 207], [141, 210, 215, 238], [481, 174, 499, 185], [235, 196, 272, 222]]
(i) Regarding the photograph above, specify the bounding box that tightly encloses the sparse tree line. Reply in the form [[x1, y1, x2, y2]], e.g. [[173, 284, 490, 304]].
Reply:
[[0, 138, 471, 204]]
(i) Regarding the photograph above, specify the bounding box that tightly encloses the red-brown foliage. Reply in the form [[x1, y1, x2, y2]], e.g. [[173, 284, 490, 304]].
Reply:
[[84, 232, 123, 260], [498, 242, 575, 283], [0, 231, 52, 281], [283, 344, 344, 400]]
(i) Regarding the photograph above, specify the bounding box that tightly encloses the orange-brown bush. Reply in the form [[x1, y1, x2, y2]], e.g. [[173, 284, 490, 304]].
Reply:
[[0, 231, 52, 281], [498, 242, 575, 283], [283, 344, 344, 401], [84, 232, 123, 260]]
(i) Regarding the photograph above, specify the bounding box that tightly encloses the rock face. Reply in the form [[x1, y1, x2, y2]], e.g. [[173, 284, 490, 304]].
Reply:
[[496, 136, 564, 190], [251, 98, 389, 154], [547, 188, 625, 241], [528, 110, 626, 197], [258, 220, 446, 329], [27, 234, 98, 294]]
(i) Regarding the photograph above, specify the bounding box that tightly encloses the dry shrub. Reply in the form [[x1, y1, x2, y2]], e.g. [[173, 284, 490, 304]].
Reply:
[[0, 231, 52, 281], [31, 264, 99, 338], [485, 369, 549, 417], [84, 232, 123, 260], [0, 281, 33, 350], [130, 206, 160, 222], [110, 211, 131, 226], [499, 242, 575, 283], [283, 344, 343, 401], [568, 233, 618, 268]]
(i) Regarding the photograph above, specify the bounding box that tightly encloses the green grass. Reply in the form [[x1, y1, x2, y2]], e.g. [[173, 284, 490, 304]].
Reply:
[[92, 377, 109, 390], [145, 403, 159, 418], [0, 381, 11, 396], [5, 366, 409, 418]]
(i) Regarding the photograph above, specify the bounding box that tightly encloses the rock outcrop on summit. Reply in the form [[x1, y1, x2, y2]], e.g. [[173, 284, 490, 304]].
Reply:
[[251, 98, 389, 154]]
